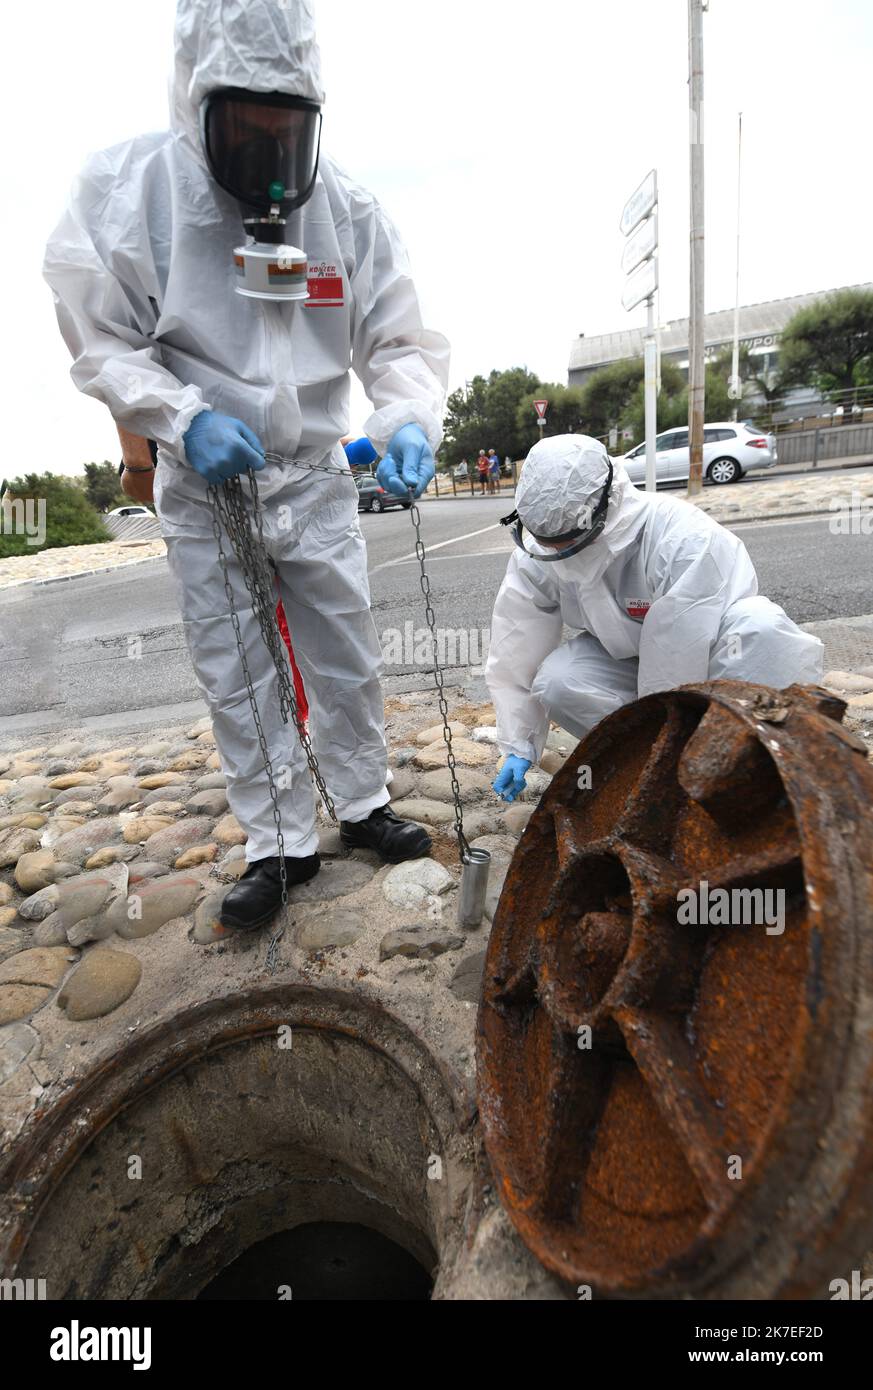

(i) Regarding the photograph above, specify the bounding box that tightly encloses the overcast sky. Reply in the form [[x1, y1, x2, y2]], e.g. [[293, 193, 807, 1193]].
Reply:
[[6, 0, 872, 479]]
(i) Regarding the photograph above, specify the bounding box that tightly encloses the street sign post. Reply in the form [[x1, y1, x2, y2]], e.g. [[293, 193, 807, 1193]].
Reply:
[[534, 399, 548, 439], [619, 172, 659, 492], [619, 169, 657, 237]]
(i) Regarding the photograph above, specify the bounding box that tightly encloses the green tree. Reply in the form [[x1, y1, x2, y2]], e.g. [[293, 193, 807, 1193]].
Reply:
[[0, 472, 109, 558], [516, 384, 586, 448], [619, 360, 687, 445], [579, 359, 645, 440], [777, 288, 873, 399], [83, 460, 127, 513], [440, 367, 542, 469]]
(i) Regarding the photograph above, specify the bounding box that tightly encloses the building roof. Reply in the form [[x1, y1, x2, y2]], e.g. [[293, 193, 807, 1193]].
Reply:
[[568, 283, 873, 374]]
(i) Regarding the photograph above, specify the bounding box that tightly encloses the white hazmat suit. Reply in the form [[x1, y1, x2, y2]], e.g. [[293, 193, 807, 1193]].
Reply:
[[485, 435, 824, 764], [44, 0, 450, 861]]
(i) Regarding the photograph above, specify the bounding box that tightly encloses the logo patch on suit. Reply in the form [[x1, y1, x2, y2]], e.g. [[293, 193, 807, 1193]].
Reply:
[[625, 598, 651, 620], [305, 261, 344, 307]]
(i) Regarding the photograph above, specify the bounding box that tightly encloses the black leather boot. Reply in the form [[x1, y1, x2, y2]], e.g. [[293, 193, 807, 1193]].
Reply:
[[219, 852, 321, 932], [339, 805, 431, 863]]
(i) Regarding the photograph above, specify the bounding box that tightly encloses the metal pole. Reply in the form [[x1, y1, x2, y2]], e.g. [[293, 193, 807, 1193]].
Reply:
[[687, 0, 706, 498], [729, 112, 743, 421], [644, 294, 657, 491]]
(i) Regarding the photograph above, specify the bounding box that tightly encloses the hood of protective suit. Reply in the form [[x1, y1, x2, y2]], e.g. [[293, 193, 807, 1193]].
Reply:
[[515, 434, 648, 578], [171, 0, 325, 155]]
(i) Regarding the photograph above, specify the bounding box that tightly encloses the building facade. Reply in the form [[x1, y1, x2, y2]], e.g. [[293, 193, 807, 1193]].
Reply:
[[568, 283, 873, 418]]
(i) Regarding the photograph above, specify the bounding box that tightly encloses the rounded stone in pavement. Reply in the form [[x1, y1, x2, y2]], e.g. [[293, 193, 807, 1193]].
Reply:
[[389, 798, 454, 828], [317, 826, 344, 856], [48, 772, 98, 790], [418, 768, 494, 804], [141, 816, 216, 864], [53, 785, 103, 805], [141, 784, 194, 806], [379, 924, 465, 961], [16, 884, 60, 922], [0, 1020, 41, 1085], [103, 872, 202, 939], [192, 888, 233, 944], [413, 737, 493, 771], [84, 845, 140, 870], [0, 928, 27, 965], [193, 771, 227, 791], [500, 803, 534, 835], [0, 945, 73, 988], [414, 720, 469, 747], [0, 907, 19, 930], [288, 858, 375, 903], [382, 857, 454, 908], [298, 910, 366, 951], [387, 768, 416, 802], [122, 815, 175, 845], [14, 850, 58, 893], [185, 788, 229, 817], [449, 949, 486, 1003], [57, 949, 141, 1021], [174, 844, 218, 868], [97, 786, 144, 811], [127, 862, 171, 884], [470, 834, 518, 859], [137, 771, 188, 790], [0, 985, 52, 1025], [0, 827, 41, 869], [213, 813, 246, 846], [6, 776, 54, 806], [50, 818, 123, 866]]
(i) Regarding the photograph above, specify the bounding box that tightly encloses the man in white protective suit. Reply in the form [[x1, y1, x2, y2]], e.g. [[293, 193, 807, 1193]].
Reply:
[[486, 434, 824, 803], [44, 0, 450, 930]]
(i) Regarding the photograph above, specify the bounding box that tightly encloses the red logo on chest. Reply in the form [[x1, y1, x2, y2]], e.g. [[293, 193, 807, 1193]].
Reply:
[[625, 598, 651, 619]]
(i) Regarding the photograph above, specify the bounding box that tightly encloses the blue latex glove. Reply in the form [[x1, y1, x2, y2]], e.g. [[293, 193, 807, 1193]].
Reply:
[[493, 755, 532, 803], [183, 410, 265, 485], [377, 423, 435, 499]]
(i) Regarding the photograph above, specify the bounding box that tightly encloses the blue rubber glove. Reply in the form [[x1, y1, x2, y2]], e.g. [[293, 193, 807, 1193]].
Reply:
[[493, 755, 532, 803], [377, 423, 435, 499], [183, 410, 265, 485]]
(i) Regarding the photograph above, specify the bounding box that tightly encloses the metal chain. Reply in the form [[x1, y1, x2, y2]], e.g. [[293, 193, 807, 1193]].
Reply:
[[207, 468, 338, 973], [204, 455, 468, 968], [406, 486, 471, 862]]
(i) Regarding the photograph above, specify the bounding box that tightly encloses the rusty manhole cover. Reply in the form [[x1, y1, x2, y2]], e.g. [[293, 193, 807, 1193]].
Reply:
[[477, 681, 873, 1297]]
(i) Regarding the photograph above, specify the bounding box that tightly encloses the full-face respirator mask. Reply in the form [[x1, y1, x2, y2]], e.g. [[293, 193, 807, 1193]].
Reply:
[[201, 87, 322, 300]]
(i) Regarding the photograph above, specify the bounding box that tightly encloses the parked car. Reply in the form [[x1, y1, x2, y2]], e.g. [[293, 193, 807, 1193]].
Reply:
[[106, 504, 152, 517], [621, 421, 778, 486], [354, 474, 412, 513]]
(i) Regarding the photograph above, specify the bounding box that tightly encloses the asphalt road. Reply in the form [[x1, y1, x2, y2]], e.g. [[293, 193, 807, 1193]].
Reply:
[[2, 497, 871, 737]]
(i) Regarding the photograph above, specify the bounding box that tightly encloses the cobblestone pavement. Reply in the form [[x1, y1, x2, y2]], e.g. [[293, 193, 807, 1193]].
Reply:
[[1, 671, 871, 1153]]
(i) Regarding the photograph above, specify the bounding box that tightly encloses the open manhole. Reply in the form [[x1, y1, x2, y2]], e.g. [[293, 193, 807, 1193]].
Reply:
[[0, 987, 473, 1301]]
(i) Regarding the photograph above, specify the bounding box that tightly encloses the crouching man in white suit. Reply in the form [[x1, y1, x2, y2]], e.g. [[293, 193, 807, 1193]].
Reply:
[[486, 435, 823, 802]]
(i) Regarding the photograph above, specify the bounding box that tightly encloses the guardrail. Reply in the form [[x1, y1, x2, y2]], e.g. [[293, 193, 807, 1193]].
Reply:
[[774, 422, 873, 467]]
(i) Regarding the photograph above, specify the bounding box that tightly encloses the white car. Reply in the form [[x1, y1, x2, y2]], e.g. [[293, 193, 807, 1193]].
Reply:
[[106, 504, 152, 517], [621, 421, 777, 486]]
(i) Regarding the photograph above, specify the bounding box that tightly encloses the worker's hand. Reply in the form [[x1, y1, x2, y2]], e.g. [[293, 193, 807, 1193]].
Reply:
[[378, 423, 435, 499], [492, 755, 531, 803], [183, 410, 265, 485]]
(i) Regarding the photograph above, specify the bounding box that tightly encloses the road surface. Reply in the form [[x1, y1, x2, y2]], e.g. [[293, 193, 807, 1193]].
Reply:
[[1, 497, 871, 738]]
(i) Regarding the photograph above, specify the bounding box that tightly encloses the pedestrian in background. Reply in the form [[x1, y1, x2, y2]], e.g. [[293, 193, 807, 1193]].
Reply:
[[488, 447, 501, 494], [477, 450, 489, 495]]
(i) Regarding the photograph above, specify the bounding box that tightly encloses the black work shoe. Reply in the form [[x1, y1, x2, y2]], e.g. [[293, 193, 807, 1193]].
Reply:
[[219, 852, 321, 932], [340, 805, 432, 864]]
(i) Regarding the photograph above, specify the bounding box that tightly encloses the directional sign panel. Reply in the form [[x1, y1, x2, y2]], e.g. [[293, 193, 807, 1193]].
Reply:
[[621, 213, 658, 275], [620, 169, 658, 237], [621, 256, 658, 312]]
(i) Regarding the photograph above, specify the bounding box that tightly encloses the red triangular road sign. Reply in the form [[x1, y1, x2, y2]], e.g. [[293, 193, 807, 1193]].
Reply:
[[533, 400, 548, 419]]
